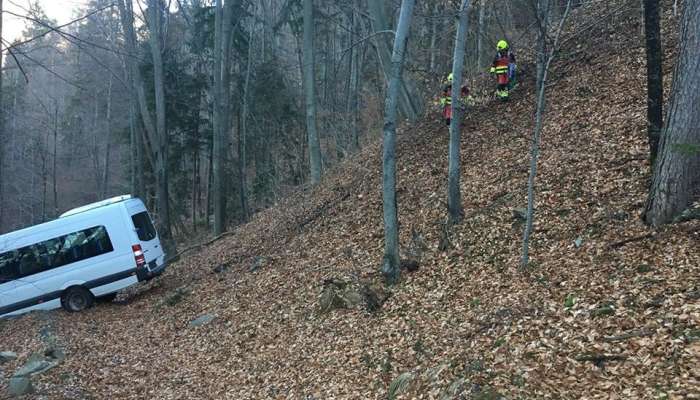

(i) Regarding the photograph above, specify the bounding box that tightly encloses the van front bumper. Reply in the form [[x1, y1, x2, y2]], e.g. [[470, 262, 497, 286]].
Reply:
[[136, 259, 168, 282]]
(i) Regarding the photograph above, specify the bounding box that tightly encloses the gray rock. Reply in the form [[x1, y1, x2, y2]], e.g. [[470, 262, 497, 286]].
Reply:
[[190, 314, 216, 327], [13, 357, 57, 378], [0, 351, 18, 363], [8, 376, 34, 397], [44, 347, 66, 362]]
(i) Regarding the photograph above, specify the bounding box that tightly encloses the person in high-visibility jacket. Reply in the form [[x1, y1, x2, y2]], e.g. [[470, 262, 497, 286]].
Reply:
[[439, 73, 471, 126], [490, 40, 517, 100]]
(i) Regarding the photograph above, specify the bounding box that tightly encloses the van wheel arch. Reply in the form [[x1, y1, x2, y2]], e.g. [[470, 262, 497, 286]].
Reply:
[[61, 286, 95, 312]]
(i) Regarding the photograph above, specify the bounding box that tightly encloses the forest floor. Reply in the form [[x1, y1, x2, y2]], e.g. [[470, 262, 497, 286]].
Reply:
[[1, 1, 698, 399]]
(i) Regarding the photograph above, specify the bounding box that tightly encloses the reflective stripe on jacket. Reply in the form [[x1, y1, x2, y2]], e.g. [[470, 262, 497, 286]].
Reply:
[[492, 50, 516, 75]]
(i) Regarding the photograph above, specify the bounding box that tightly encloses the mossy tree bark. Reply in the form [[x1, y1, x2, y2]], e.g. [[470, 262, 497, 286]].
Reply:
[[644, 2, 700, 226]]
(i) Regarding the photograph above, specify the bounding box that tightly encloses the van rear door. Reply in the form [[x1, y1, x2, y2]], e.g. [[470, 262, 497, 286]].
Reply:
[[126, 202, 164, 266]]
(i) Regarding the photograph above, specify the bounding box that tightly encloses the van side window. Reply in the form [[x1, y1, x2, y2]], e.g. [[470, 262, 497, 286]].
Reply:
[[0, 226, 114, 280], [0, 252, 20, 282], [131, 212, 157, 241]]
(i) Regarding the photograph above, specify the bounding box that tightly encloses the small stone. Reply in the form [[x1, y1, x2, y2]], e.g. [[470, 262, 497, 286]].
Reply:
[[162, 287, 189, 307], [212, 264, 229, 274], [591, 305, 615, 317], [400, 258, 420, 272], [343, 291, 364, 307], [636, 264, 653, 273], [0, 351, 18, 363], [44, 347, 66, 362], [8, 376, 34, 397], [249, 256, 266, 272], [512, 208, 528, 221], [190, 314, 216, 327]]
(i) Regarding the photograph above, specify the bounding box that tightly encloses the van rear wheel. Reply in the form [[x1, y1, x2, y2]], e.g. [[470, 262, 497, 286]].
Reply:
[[61, 286, 94, 312]]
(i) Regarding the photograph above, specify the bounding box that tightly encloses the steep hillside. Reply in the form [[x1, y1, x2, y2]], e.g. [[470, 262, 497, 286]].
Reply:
[[1, 1, 697, 399]]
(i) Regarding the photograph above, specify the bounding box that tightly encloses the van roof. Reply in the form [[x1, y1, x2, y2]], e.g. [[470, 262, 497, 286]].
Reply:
[[1, 195, 138, 251], [60, 195, 133, 218]]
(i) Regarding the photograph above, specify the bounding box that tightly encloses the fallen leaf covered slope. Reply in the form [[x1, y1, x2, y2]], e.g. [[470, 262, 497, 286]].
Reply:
[[1, 1, 698, 398]]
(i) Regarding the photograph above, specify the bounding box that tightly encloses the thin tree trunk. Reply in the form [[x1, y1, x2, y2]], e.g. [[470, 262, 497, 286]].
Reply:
[[213, 0, 225, 234], [643, 0, 663, 165], [53, 104, 58, 216], [429, 3, 438, 74], [644, 1, 700, 226], [303, 0, 322, 184], [522, 0, 572, 268], [92, 95, 100, 190], [448, 0, 471, 223], [101, 76, 113, 198], [129, 96, 135, 195], [476, 0, 486, 72], [345, 1, 360, 152], [42, 132, 48, 222], [135, 105, 145, 198], [381, 0, 415, 285], [535, 0, 550, 89], [205, 137, 213, 228]]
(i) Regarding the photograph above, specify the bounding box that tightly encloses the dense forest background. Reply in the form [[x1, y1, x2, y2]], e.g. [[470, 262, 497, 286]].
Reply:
[[0, 0, 560, 237]]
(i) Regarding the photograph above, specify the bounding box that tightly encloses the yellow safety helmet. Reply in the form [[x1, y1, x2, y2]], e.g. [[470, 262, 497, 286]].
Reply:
[[446, 73, 454, 83], [497, 40, 509, 51]]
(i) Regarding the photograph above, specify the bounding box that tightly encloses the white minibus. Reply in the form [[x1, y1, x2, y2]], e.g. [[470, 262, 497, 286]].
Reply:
[[0, 195, 167, 317]]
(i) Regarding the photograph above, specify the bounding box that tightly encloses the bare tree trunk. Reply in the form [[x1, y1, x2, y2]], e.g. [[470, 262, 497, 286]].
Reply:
[[213, 0, 227, 234], [147, 0, 173, 244], [644, 2, 700, 226], [117, 0, 158, 171], [101, 76, 113, 198], [381, 0, 415, 285], [522, 0, 572, 268], [448, 0, 471, 223], [0, 0, 4, 230], [643, 0, 663, 165], [239, 24, 254, 222], [303, 0, 323, 185]]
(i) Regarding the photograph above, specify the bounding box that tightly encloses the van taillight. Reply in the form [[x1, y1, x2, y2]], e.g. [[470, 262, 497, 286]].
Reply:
[[132, 244, 146, 267]]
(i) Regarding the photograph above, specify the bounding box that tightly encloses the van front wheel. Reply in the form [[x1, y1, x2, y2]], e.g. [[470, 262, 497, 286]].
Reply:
[[61, 286, 94, 312]]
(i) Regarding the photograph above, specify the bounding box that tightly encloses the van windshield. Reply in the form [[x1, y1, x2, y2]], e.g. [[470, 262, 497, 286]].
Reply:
[[131, 212, 157, 241]]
